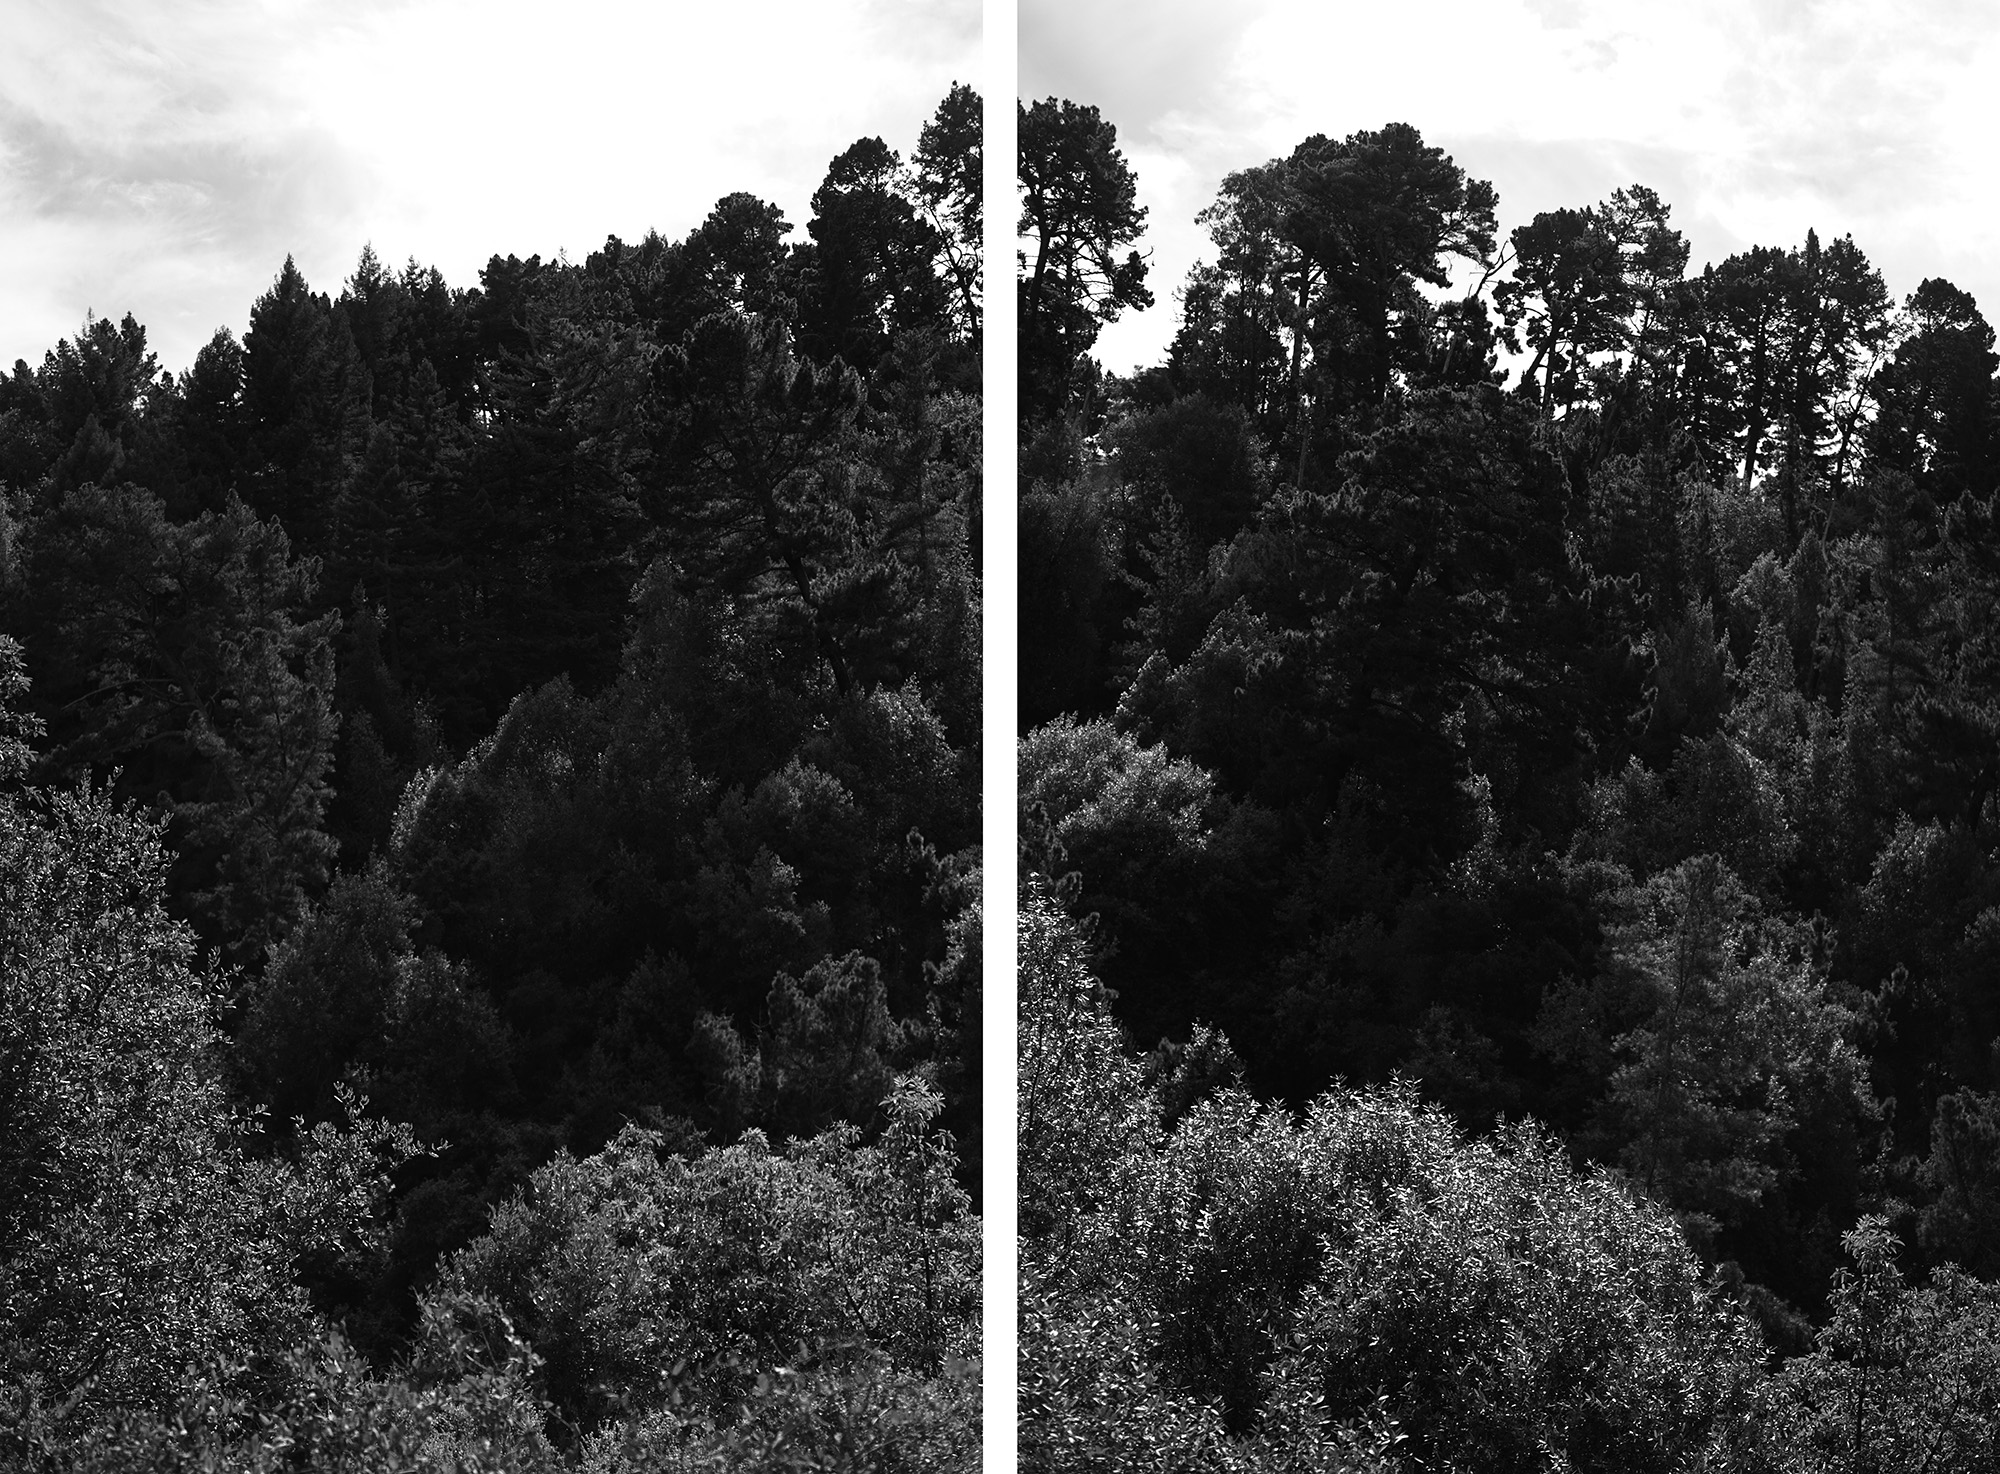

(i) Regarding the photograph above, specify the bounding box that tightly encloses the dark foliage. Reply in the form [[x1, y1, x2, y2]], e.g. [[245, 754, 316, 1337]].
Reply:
[[1023, 95, 2000, 1465], [1, 87, 980, 1466], [1021, 891, 2000, 1474]]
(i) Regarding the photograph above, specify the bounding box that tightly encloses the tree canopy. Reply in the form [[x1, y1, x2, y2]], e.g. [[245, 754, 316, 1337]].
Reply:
[[1022, 96, 2000, 1469], [1, 84, 981, 1466]]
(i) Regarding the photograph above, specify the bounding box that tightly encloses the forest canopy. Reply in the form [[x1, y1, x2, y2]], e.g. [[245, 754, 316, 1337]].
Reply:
[[1020, 97, 2000, 1471], [0, 84, 982, 1469]]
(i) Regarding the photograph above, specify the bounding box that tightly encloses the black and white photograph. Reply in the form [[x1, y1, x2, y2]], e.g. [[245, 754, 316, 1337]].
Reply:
[[0, 1, 982, 1466], [25, 0, 2000, 1467], [1017, 2, 2000, 1469]]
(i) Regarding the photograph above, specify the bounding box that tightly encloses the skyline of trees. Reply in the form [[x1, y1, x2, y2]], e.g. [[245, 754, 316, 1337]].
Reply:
[[17, 64, 2000, 1468]]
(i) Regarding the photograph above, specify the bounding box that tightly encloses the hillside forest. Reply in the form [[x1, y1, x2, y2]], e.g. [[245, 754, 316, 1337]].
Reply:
[[1019, 96, 2000, 1470], [0, 86, 982, 1470]]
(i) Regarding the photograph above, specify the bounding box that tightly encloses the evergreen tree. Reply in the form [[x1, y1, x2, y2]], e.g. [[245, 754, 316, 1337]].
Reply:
[[1017, 98, 1153, 422]]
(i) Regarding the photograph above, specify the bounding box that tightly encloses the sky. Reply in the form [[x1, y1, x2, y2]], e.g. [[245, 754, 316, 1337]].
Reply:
[[1021, 0, 2000, 378], [0, 0, 979, 375]]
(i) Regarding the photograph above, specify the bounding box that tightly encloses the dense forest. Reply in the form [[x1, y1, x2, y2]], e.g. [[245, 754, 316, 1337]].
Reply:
[[1019, 95, 2000, 1469], [0, 85, 982, 1469]]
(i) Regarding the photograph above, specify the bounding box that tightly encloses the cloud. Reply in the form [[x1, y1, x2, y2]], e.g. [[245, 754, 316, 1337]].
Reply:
[[1020, 0, 1272, 145], [0, 0, 379, 365]]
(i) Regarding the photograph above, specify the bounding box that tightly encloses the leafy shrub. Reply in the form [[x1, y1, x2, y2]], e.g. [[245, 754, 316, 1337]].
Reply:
[[419, 1078, 978, 1439], [1021, 888, 1769, 1472], [578, 1349, 979, 1474], [1767, 1217, 2000, 1474], [0, 780, 420, 1448]]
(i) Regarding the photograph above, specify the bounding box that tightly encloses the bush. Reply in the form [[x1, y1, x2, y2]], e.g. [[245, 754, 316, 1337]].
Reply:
[[1020, 888, 1769, 1472], [0, 779, 423, 1457], [419, 1078, 978, 1441]]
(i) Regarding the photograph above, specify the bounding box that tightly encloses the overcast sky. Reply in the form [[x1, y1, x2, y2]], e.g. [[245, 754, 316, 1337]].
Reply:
[[0, 0, 978, 375], [1022, 0, 2000, 378]]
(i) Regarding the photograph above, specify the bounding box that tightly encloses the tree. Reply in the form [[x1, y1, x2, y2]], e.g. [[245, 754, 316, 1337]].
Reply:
[[1148, 386, 1595, 831], [0, 84, 982, 1460], [1771, 1218, 2000, 1474], [1773, 231, 1893, 526], [1698, 233, 1890, 534], [1699, 245, 1791, 499], [13, 486, 341, 958], [1281, 122, 1498, 417], [1898, 491, 2000, 831], [418, 1079, 977, 1437], [34, 313, 163, 494], [437, 266, 648, 721], [0, 762, 415, 1435], [1499, 206, 1628, 417], [646, 312, 871, 697], [162, 327, 251, 519], [170, 501, 344, 958], [1106, 389, 1269, 550], [1598, 184, 1695, 405], [1166, 124, 1499, 479], [794, 136, 951, 374], [1017, 98, 1153, 422], [0, 636, 40, 781], [1495, 185, 1690, 424], [1017, 716, 1269, 1052], [1867, 278, 2000, 503], [1018, 478, 1119, 727], [1171, 160, 1305, 435], [1019, 891, 1770, 1472], [911, 83, 984, 342], [1595, 855, 1870, 1257], [626, 192, 800, 341], [235, 866, 514, 1146], [240, 256, 370, 558], [1917, 1088, 2000, 1278]]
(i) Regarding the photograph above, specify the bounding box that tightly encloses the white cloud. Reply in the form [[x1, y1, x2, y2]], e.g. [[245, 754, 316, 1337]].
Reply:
[[0, 0, 978, 373], [1020, 0, 1272, 139]]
